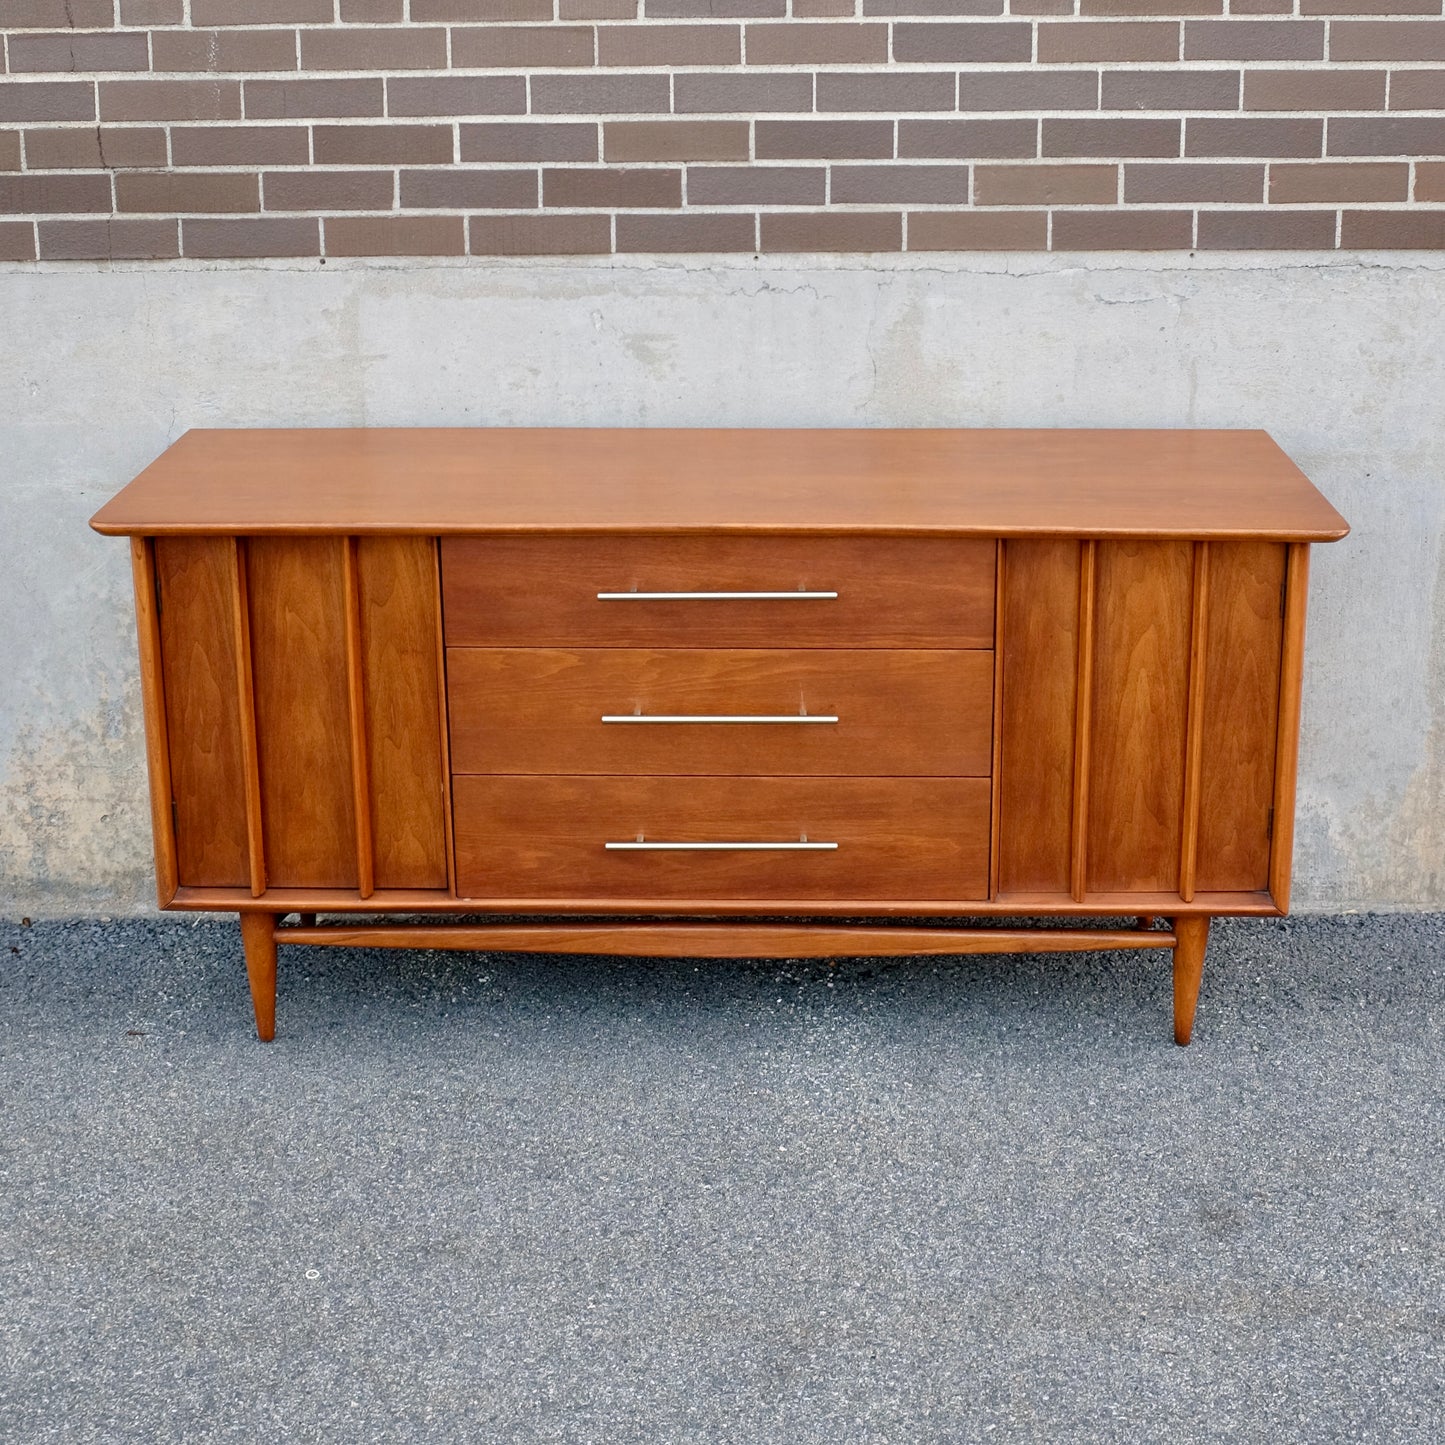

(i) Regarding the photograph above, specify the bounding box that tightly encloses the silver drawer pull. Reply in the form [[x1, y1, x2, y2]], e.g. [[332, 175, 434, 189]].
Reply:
[[604, 840, 839, 851], [596, 590, 838, 600], [601, 714, 839, 725]]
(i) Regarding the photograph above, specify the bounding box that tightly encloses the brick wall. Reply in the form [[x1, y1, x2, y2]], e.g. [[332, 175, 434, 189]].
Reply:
[[1, 0, 1443, 259]]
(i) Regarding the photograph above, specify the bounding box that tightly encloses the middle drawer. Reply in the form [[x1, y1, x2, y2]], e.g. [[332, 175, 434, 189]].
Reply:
[[447, 648, 994, 777]]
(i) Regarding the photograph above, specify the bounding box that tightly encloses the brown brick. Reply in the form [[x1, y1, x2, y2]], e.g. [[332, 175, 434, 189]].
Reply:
[[865, 0, 1005, 12], [745, 22, 888, 63], [831, 163, 971, 202], [116, 171, 261, 214], [1124, 161, 1263, 202], [387, 78, 526, 116], [1082, 0, 1218, 11], [1009, 0, 1072, 12], [0, 133, 20, 171], [908, 209, 1047, 248], [245, 78, 385, 119], [533, 75, 672, 114], [0, 82, 95, 124], [469, 213, 612, 254], [1341, 210, 1445, 247], [605, 120, 750, 161], [1197, 209, 1336, 247], [1229, 0, 1290, 11], [760, 211, 902, 251], [1390, 71, 1445, 111], [301, 28, 448, 70], [263, 169, 395, 210], [3, 0, 114, 24], [313, 124, 455, 165], [461, 121, 599, 162], [1101, 69, 1240, 111], [0, 174, 112, 213], [152, 30, 300, 73], [649, 0, 783, 14], [341, 0, 404, 15], [1331, 21, 1445, 60], [1329, 117, 1445, 155], [101, 81, 243, 123], [0, 221, 36, 261], [8, 33, 150, 73], [1269, 161, 1408, 202], [453, 26, 597, 66], [598, 23, 741, 64], [1037, 22, 1180, 62], [38, 218, 179, 260], [172, 125, 311, 166], [1052, 208, 1191, 248], [325, 215, 466, 255], [796, 0, 856, 14], [957, 70, 1099, 110], [893, 21, 1032, 61], [413, 0, 551, 15], [1418, 162, 1445, 202], [543, 166, 682, 207], [687, 164, 824, 203], [616, 212, 755, 250], [183, 216, 320, 256], [899, 118, 1036, 158], [1185, 117, 1323, 157], [674, 73, 813, 112], [1305, 0, 1437, 8], [121, 0, 186, 22], [1043, 118, 1181, 158], [1183, 20, 1325, 61], [816, 73, 956, 112], [1243, 70, 1385, 111], [756, 120, 894, 159], [975, 163, 1117, 204], [192, 0, 332, 21], [400, 168, 538, 208], [24, 126, 167, 169], [563, 0, 636, 15]]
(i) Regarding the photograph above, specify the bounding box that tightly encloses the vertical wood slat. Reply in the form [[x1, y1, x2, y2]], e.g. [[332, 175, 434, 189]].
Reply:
[[988, 539, 1005, 900], [1070, 540, 1096, 903], [130, 537, 179, 906], [343, 537, 376, 899], [1178, 542, 1211, 903], [433, 538, 458, 897], [229, 538, 266, 898], [1269, 544, 1311, 911]]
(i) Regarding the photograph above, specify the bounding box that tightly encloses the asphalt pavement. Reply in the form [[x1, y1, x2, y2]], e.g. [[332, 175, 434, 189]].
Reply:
[[1, 913, 1442, 1443]]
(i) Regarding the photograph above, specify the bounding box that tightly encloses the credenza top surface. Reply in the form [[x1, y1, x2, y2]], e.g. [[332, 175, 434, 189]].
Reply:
[[90, 427, 1350, 542]]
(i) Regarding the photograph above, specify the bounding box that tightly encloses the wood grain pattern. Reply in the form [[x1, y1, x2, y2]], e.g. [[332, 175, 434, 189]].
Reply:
[[1178, 542, 1211, 903], [446, 648, 994, 778], [1269, 544, 1311, 910], [229, 539, 266, 896], [357, 536, 451, 891], [342, 538, 375, 898], [131, 537, 180, 904], [442, 535, 996, 650], [1172, 914, 1210, 1046], [246, 537, 358, 889], [240, 910, 278, 1043], [153, 536, 248, 888], [453, 775, 991, 902], [91, 428, 1351, 542], [1087, 541, 1194, 894], [1196, 542, 1287, 893], [1072, 541, 1097, 902], [998, 539, 1080, 896], [988, 539, 1006, 900]]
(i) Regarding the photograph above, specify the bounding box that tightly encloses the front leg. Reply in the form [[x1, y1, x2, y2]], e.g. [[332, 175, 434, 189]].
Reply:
[[239, 912, 279, 1042], [1171, 915, 1210, 1046]]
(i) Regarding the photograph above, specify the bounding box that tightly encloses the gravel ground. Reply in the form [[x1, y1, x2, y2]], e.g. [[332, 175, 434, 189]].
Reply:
[[1, 912, 1442, 1444]]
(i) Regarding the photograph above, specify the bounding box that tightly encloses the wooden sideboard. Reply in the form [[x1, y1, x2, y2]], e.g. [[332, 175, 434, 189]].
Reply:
[[91, 428, 1349, 1044]]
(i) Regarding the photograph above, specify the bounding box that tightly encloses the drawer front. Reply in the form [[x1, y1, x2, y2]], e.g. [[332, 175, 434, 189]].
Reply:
[[441, 536, 996, 649], [447, 648, 994, 778], [453, 775, 990, 901]]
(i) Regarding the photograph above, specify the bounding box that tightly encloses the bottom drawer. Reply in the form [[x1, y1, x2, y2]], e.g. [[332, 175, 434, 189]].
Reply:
[[453, 775, 990, 902]]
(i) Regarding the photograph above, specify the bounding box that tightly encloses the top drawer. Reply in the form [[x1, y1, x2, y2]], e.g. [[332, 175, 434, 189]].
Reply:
[[441, 536, 996, 649]]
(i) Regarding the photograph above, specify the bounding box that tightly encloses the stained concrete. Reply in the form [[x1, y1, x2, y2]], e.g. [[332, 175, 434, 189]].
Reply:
[[1, 912, 1442, 1441], [1, 253, 1443, 912]]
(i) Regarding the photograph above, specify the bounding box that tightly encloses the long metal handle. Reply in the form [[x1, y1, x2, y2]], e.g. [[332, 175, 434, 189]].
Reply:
[[601, 714, 839, 725], [604, 840, 839, 851], [596, 590, 838, 600]]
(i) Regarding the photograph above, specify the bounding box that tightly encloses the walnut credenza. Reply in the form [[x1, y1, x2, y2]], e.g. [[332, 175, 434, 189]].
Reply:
[[91, 428, 1348, 1044]]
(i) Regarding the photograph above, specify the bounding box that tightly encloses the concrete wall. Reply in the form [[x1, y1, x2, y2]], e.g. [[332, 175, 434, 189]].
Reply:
[[2, 252, 1441, 915]]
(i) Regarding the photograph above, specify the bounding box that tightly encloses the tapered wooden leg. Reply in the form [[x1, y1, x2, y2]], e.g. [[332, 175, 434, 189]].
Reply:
[[239, 911, 278, 1042], [1171, 915, 1210, 1046]]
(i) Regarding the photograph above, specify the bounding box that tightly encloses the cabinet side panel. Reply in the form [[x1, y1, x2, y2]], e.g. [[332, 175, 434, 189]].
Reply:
[[357, 537, 449, 890], [998, 540, 1079, 894], [1088, 541, 1193, 894], [1196, 542, 1286, 892], [247, 537, 359, 889], [154, 536, 250, 887]]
